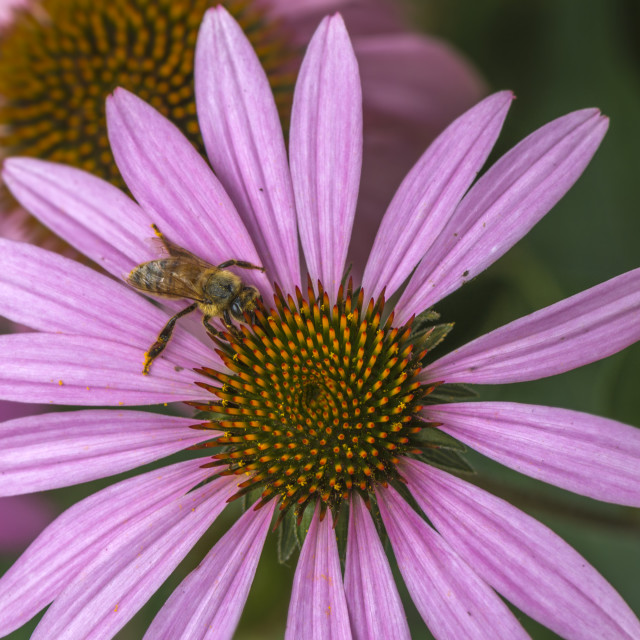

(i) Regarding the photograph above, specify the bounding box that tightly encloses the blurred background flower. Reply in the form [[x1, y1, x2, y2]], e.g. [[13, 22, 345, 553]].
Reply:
[[0, 0, 483, 267]]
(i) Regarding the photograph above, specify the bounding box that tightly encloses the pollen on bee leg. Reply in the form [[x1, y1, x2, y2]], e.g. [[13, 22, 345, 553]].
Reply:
[[142, 352, 152, 376]]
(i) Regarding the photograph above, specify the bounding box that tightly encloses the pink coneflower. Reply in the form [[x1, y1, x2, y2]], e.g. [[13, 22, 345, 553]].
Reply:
[[0, 0, 483, 269], [1, 8, 639, 639]]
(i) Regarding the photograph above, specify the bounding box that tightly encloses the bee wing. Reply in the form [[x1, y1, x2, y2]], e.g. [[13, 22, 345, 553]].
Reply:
[[149, 235, 219, 271], [127, 257, 208, 301]]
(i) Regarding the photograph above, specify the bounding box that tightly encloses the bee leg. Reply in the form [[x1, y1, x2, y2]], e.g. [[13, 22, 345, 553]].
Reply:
[[202, 315, 221, 338], [150, 223, 169, 248], [222, 309, 242, 339], [143, 303, 198, 375], [217, 259, 265, 273]]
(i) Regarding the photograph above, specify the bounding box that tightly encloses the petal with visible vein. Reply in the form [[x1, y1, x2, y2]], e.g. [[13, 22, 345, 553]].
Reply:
[[286, 506, 352, 640], [106, 89, 269, 293], [31, 475, 237, 640], [0, 409, 217, 496], [423, 267, 640, 384], [0, 459, 209, 636], [427, 402, 640, 506], [398, 109, 608, 322], [403, 459, 640, 640], [144, 501, 275, 640], [344, 493, 410, 640], [376, 484, 529, 640], [195, 6, 300, 290], [290, 14, 362, 300], [0, 334, 207, 405], [363, 91, 512, 300], [2, 157, 151, 278]]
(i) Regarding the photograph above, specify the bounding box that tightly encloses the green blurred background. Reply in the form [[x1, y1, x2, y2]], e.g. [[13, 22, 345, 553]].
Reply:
[[2, 0, 639, 638]]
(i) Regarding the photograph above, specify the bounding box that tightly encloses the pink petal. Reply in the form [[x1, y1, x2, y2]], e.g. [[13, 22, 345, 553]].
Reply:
[[0, 333, 208, 405], [0, 409, 216, 496], [376, 484, 530, 640], [0, 495, 57, 553], [286, 506, 352, 640], [31, 475, 237, 640], [362, 91, 512, 300], [106, 88, 270, 294], [0, 458, 209, 636], [403, 459, 640, 640], [290, 14, 362, 300], [397, 108, 609, 322], [427, 402, 640, 507], [424, 267, 640, 384], [195, 6, 300, 291], [144, 501, 275, 640], [2, 157, 151, 279], [344, 493, 410, 640], [0, 239, 214, 367]]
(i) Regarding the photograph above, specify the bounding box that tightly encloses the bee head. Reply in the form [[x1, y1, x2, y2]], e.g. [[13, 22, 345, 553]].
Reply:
[[230, 285, 261, 323]]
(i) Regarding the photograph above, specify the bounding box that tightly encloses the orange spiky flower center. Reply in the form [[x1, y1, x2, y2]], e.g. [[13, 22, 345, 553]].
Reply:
[[191, 280, 440, 523]]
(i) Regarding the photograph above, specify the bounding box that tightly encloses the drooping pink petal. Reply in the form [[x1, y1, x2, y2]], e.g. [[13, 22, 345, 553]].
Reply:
[[344, 493, 410, 640], [363, 91, 512, 300], [266, 0, 403, 38], [0, 333, 209, 405], [290, 14, 362, 300], [0, 239, 215, 367], [195, 6, 300, 291], [286, 506, 352, 640], [354, 34, 485, 141], [0, 458, 209, 636], [397, 109, 609, 322], [144, 500, 275, 640], [376, 485, 530, 640], [403, 459, 640, 640], [2, 157, 152, 279], [106, 88, 270, 294], [0, 495, 57, 553], [426, 402, 640, 507], [0, 207, 41, 245], [0, 409, 216, 496], [31, 475, 237, 640], [423, 267, 640, 384]]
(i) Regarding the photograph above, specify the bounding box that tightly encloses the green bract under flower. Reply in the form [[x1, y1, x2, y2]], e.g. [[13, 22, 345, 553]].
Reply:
[[191, 280, 460, 523], [0, 0, 295, 188]]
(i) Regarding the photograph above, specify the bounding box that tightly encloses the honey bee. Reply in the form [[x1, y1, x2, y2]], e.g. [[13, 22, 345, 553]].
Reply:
[[127, 224, 264, 375]]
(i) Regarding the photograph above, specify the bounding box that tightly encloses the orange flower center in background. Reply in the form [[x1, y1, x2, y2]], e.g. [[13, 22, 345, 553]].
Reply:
[[0, 0, 296, 203]]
